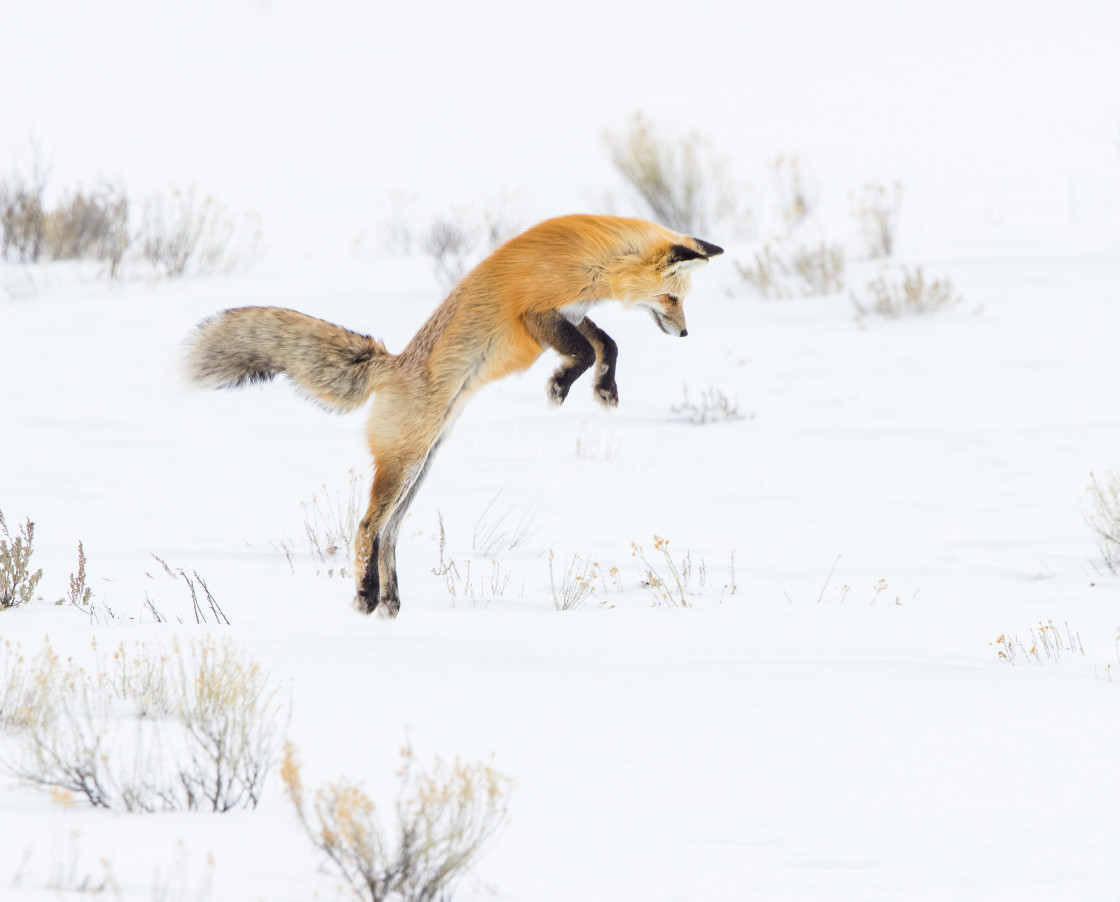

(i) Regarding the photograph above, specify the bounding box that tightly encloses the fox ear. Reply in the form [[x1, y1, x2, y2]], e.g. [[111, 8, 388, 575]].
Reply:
[[664, 244, 709, 273], [692, 238, 724, 258]]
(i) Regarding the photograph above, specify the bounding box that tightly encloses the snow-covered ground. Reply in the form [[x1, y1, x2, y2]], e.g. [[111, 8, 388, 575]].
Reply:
[[2, 1, 1120, 899]]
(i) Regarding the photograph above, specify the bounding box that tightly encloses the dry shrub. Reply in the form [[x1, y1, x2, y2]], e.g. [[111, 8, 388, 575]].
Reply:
[[472, 487, 549, 556], [670, 385, 743, 425], [1086, 471, 1120, 573], [139, 186, 261, 278], [0, 510, 43, 610], [0, 173, 47, 262], [604, 112, 738, 235], [279, 470, 365, 579], [1, 144, 127, 272], [790, 241, 846, 295], [772, 154, 817, 232], [283, 741, 512, 902], [421, 216, 476, 291], [736, 242, 845, 298], [430, 512, 512, 607], [851, 182, 902, 258], [418, 201, 521, 292], [58, 540, 93, 609], [735, 245, 789, 299], [3, 637, 286, 812], [43, 183, 130, 274], [852, 265, 961, 318], [0, 641, 67, 733]]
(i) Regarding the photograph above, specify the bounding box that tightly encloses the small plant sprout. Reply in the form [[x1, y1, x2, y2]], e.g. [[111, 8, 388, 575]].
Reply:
[[431, 512, 511, 606], [630, 536, 688, 607], [670, 385, 743, 425], [300, 470, 366, 579], [58, 541, 93, 609], [993, 621, 1086, 666], [548, 550, 599, 611], [472, 485, 550, 556], [722, 550, 738, 599], [150, 556, 230, 625]]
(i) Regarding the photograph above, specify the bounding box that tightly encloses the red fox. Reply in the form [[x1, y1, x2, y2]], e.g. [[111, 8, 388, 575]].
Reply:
[[187, 214, 722, 617]]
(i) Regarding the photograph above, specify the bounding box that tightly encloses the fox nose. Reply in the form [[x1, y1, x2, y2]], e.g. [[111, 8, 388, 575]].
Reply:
[[679, 329, 688, 337]]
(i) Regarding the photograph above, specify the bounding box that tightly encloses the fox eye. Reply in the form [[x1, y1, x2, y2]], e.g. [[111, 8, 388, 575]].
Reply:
[[665, 295, 680, 305]]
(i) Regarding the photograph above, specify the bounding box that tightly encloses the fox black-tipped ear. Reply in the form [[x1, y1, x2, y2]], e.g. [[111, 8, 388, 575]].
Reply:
[[665, 244, 708, 271], [693, 238, 724, 258], [665, 241, 724, 272]]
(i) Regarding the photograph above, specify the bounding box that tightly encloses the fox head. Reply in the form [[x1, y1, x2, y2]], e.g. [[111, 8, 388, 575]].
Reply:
[[606, 231, 724, 337]]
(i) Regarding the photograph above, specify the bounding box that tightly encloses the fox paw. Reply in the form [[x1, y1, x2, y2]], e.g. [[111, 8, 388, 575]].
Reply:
[[375, 596, 400, 620], [547, 378, 570, 406], [595, 380, 618, 409]]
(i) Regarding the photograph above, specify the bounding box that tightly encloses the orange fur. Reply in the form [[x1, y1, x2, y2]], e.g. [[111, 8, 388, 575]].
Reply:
[[187, 214, 722, 617]]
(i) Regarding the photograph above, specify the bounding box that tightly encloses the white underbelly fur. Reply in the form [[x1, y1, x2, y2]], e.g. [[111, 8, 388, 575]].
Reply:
[[558, 300, 597, 325]]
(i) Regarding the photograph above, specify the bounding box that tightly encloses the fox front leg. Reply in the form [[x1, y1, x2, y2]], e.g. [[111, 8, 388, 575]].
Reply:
[[523, 310, 596, 406], [576, 317, 618, 408]]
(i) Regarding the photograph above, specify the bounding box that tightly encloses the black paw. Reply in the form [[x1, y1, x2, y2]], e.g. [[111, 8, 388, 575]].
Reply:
[[547, 377, 571, 406], [375, 596, 400, 620], [353, 590, 379, 616], [595, 379, 618, 408]]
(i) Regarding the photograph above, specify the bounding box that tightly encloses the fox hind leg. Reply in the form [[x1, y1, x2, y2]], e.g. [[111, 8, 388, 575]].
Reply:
[[355, 394, 451, 618], [373, 436, 445, 617], [355, 451, 427, 618]]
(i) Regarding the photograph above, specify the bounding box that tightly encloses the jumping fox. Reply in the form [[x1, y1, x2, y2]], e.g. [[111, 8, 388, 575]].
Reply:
[[187, 214, 723, 617]]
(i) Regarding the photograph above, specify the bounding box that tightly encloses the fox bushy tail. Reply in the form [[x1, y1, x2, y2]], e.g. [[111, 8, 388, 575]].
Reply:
[[187, 306, 394, 413]]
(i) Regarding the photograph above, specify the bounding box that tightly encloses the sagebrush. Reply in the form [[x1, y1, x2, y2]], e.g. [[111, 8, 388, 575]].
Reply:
[[1086, 471, 1120, 573], [282, 741, 512, 902], [0, 171, 47, 263], [139, 186, 261, 277], [0, 510, 43, 610], [772, 154, 816, 232], [412, 200, 520, 291], [851, 182, 902, 258], [852, 266, 961, 318], [790, 241, 845, 295], [736, 242, 845, 298], [3, 637, 285, 812], [43, 183, 130, 274], [605, 112, 737, 234]]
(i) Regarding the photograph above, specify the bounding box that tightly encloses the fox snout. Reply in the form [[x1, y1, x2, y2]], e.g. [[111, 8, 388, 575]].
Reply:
[[644, 294, 688, 337]]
